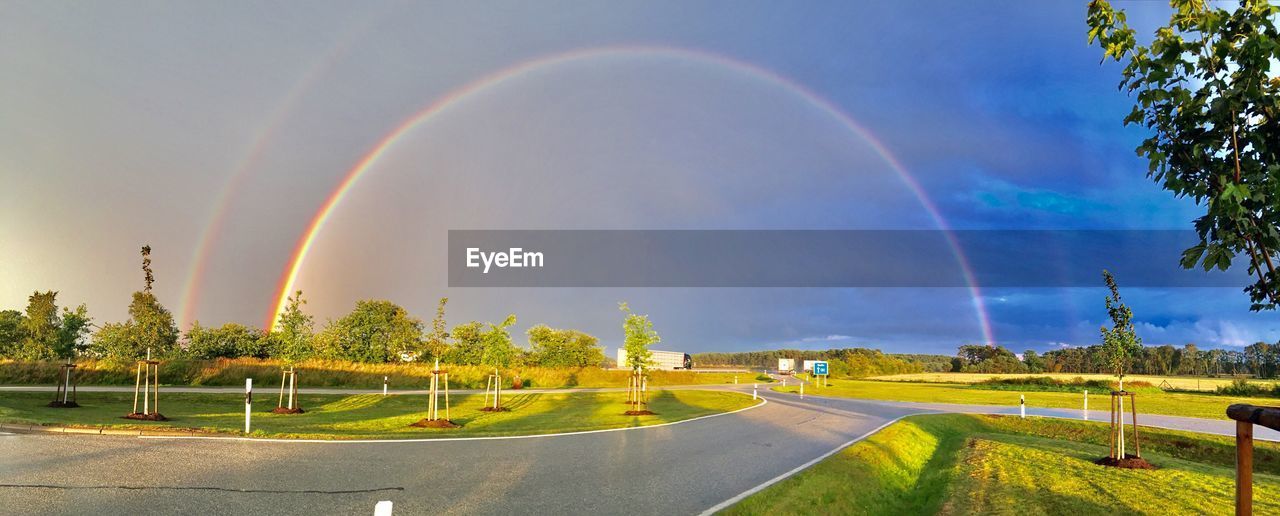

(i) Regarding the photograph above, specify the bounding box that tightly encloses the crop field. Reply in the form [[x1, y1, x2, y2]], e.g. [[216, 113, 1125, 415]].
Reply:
[[726, 414, 1280, 515], [867, 372, 1275, 392], [0, 389, 758, 439], [772, 379, 1280, 420]]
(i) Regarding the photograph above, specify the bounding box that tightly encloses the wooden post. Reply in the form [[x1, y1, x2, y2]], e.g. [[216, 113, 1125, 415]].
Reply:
[[143, 361, 150, 415], [443, 372, 450, 421], [1224, 404, 1280, 515], [152, 363, 159, 415], [1130, 393, 1141, 458], [1238, 420, 1253, 516], [279, 369, 287, 408], [133, 363, 141, 414], [1108, 393, 1116, 459]]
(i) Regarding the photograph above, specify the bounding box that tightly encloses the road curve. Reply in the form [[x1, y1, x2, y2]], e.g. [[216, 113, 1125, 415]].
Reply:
[[0, 387, 1269, 515]]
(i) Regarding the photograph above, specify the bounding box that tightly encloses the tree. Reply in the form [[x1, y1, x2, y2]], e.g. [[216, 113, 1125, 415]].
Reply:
[[619, 302, 659, 371], [1023, 350, 1046, 373], [1180, 343, 1201, 375], [316, 300, 423, 363], [527, 325, 604, 367], [1101, 270, 1144, 385], [15, 291, 60, 360], [186, 322, 268, 359], [419, 297, 450, 362], [56, 303, 92, 359], [444, 321, 486, 365], [1088, 0, 1280, 310], [620, 302, 660, 414], [480, 315, 518, 369], [268, 291, 315, 414], [270, 291, 314, 365], [0, 310, 23, 358], [127, 291, 180, 357]]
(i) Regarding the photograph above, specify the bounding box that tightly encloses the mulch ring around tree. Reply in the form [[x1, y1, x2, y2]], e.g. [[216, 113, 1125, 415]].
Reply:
[[123, 413, 168, 421], [1095, 455, 1156, 469], [271, 407, 305, 414], [47, 401, 80, 408], [409, 419, 460, 429], [623, 410, 657, 416], [479, 407, 510, 412]]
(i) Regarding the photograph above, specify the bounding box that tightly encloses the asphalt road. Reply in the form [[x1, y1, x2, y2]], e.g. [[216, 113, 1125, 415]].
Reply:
[[0, 387, 1272, 515]]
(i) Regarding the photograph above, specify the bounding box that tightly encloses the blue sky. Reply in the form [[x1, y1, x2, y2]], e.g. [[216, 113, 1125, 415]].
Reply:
[[2, 1, 1276, 355]]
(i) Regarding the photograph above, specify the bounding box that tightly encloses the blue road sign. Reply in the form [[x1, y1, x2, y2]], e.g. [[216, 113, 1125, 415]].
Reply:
[[813, 361, 828, 376]]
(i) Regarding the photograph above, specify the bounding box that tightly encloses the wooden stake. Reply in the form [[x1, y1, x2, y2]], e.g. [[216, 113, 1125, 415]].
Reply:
[[1130, 393, 1141, 458], [153, 363, 159, 415], [1238, 420, 1253, 516], [143, 362, 150, 415], [133, 363, 141, 414], [1109, 394, 1116, 459]]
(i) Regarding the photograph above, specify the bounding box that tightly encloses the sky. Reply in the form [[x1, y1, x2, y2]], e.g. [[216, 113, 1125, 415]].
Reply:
[[2, 1, 1277, 356]]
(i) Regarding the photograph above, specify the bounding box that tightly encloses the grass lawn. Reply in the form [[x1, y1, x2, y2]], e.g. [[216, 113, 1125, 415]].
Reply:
[[0, 389, 757, 439], [726, 414, 1280, 515], [870, 372, 1273, 392], [773, 379, 1280, 420], [0, 358, 771, 389]]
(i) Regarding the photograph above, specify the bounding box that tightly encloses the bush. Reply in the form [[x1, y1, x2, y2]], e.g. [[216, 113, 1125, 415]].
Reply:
[[971, 376, 1149, 393], [1217, 379, 1280, 397]]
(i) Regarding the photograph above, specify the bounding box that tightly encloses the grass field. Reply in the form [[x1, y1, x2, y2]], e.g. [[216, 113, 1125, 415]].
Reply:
[[773, 379, 1280, 420], [870, 372, 1274, 392], [0, 358, 769, 389], [0, 389, 757, 439], [725, 414, 1280, 515]]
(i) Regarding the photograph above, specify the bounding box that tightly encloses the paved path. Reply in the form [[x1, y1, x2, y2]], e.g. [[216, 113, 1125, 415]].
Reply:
[[0, 386, 1270, 515]]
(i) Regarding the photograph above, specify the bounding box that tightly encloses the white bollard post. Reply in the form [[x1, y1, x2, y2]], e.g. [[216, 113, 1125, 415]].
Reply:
[[1083, 389, 1089, 420], [383, 376, 388, 396], [800, 382, 804, 399], [374, 500, 393, 516], [734, 375, 738, 384], [1020, 394, 1026, 419], [244, 378, 252, 434], [753, 384, 758, 400], [783, 378, 786, 387]]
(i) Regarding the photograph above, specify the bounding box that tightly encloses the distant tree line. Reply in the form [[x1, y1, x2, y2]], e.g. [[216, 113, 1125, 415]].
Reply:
[[0, 290, 606, 369], [953, 342, 1280, 379], [692, 348, 936, 378]]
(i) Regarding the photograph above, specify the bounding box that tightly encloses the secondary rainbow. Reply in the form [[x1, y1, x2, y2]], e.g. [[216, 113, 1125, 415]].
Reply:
[[176, 6, 394, 329], [262, 45, 996, 345]]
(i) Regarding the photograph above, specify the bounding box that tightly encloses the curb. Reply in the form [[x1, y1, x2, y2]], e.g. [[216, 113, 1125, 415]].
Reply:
[[0, 423, 203, 438]]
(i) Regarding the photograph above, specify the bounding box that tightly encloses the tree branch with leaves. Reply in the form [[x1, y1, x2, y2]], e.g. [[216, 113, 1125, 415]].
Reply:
[[1088, 0, 1280, 310]]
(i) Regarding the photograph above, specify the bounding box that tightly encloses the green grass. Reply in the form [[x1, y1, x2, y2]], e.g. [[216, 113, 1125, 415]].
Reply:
[[726, 414, 1280, 515], [774, 379, 1280, 420], [0, 358, 768, 389], [0, 389, 757, 439]]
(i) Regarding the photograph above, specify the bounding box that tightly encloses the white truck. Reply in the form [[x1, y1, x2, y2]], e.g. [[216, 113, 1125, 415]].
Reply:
[[778, 358, 795, 374], [617, 349, 693, 370]]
